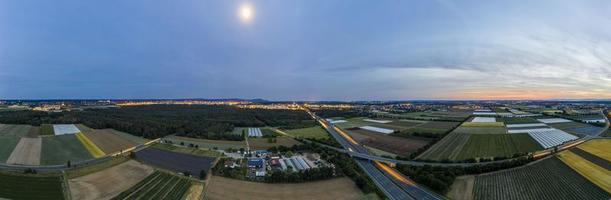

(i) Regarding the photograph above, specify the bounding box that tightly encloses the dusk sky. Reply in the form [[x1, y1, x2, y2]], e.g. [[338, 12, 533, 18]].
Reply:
[[1, 0, 610, 100]]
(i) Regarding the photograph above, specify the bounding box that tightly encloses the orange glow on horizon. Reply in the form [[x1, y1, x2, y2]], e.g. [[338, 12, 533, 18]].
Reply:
[[444, 89, 611, 100]]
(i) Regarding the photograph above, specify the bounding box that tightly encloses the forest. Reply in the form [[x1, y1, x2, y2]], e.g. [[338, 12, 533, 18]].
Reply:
[[0, 105, 314, 140]]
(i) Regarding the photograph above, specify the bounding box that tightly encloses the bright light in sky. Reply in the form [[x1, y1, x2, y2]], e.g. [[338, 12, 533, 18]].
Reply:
[[239, 4, 253, 23]]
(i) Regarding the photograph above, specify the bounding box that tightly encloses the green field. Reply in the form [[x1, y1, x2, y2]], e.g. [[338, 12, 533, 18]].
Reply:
[[416, 132, 470, 161], [284, 126, 330, 139], [109, 129, 149, 144], [0, 136, 20, 162], [0, 172, 65, 200], [165, 136, 246, 150], [41, 134, 93, 165], [112, 171, 192, 200], [40, 124, 55, 135], [453, 126, 507, 135], [152, 143, 222, 157], [398, 121, 460, 136], [0, 125, 32, 137], [497, 117, 539, 124], [548, 122, 587, 130], [455, 134, 543, 160], [66, 156, 130, 179], [379, 111, 471, 121]]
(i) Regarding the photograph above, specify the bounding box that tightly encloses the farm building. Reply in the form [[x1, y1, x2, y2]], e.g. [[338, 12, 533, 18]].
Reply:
[[247, 158, 264, 168]]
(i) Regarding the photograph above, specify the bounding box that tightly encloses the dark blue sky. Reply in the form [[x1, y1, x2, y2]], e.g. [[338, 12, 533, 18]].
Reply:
[[1, 0, 610, 100]]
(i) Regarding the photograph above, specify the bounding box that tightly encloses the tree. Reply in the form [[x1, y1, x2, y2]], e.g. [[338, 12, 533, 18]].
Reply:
[[200, 170, 207, 179]]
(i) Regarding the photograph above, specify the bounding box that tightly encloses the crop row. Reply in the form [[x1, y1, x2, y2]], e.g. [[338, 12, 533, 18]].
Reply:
[[112, 171, 192, 200], [473, 157, 609, 200]]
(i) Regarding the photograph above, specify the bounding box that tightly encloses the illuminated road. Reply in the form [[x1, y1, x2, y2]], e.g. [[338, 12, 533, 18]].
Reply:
[[305, 109, 441, 200]]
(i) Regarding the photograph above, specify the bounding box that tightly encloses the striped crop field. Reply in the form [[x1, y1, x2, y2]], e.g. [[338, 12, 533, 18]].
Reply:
[[474, 157, 609, 200], [416, 132, 470, 161], [76, 132, 105, 157], [455, 134, 542, 160], [558, 150, 610, 193], [111, 171, 192, 200]]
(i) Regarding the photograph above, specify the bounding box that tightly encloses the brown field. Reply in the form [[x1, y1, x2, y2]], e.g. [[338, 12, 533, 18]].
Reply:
[[248, 136, 301, 150], [6, 137, 41, 165], [76, 125, 137, 154], [348, 129, 430, 156], [447, 175, 474, 200], [69, 160, 154, 200], [205, 176, 362, 200]]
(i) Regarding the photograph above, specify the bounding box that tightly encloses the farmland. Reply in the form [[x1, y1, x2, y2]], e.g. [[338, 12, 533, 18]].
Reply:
[[109, 129, 149, 144], [452, 126, 507, 135], [69, 160, 155, 200], [134, 147, 216, 176], [348, 129, 430, 156], [397, 121, 461, 136], [0, 136, 20, 162], [378, 110, 471, 121], [205, 175, 363, 200], [153, 143, 222, 157], [577, 139, 611, 161], [40, 124, 55, 135], [112, 171, 192, 200], [75, 132, 105, 157], [248, 136, 301, 150], [497, 117, 539, 124], [40, 134, 93, 165], [455, 134, 542, 160], [0, 124, 32, 137], [7, 137, 42, 165], [165, 136, 246, 150], [473, 157, 609, 200], [557, 151, 611, 193], [416, 132, 470, 161], [76, 125, 137, 155], [0, 172, 65, 200], [283, 126, 330, 139]]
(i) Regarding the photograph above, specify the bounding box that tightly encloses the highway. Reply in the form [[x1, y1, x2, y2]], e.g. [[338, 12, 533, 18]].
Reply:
[[305, 109, 441, 200]]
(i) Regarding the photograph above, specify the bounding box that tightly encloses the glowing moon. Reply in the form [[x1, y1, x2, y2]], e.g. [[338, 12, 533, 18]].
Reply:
[[239, 4, 253, 23]]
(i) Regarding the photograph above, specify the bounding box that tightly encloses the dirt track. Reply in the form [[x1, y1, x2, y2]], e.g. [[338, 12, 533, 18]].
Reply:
[[69, 160, 154, 200], [6, 137, 41, 165], [205, 176, 362, 200]]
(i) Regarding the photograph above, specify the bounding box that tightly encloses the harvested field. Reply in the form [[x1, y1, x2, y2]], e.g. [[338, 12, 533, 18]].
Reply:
[[456, 134, 542, 160], [248, 136, 301, 150], [453, 126, 507, 134], [0, 124, 32, 137], [205, 176, 362, 200], [570, 148, 611, 170], [165, 136, 246, 150], [67, 156, 130, 179], [0, 172, 65, 200], [134, 147, 216, 176], [77, 125, 137, 155], [184, 182, 204, 200], [69, 160, 155, 200], [335, 117, 413, 131], [577, 139, 611, 161], [348, 129, 430, 156], [40, 124, 55, 135], [0, 136, 20, 163], [7, 137, 41, 165], [400, 121, 460, 135], [416, 132, 470, 161], [473, 157, 609, 200], [112, 171, 192, 200], [283, 126, 330, 139], [41, 134, 93, 165], [447, 175, 474, 200], [557, 151, 611, 193]]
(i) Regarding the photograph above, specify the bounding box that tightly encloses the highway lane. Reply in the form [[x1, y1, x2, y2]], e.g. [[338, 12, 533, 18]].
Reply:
[[305, 108, 441, 200]]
